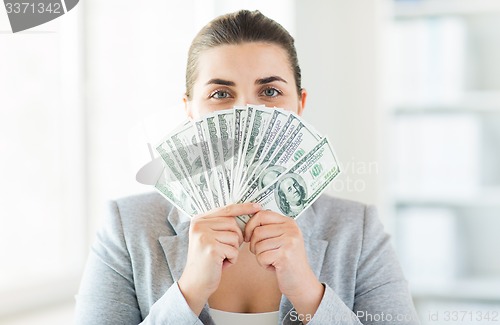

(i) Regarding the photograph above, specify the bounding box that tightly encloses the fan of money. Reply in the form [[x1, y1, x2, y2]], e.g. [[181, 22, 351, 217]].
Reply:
[[137, 105, 341, 230]]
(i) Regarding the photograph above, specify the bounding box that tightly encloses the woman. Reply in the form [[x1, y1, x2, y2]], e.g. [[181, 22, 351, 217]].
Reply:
[[75, 10, 419, 324]]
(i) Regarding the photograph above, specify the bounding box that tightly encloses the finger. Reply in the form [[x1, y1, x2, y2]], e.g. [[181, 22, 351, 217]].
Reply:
[[219, 242, 239, 267], [193, 217, 244, 244], [197, 216, 240, 231], [199, 203, 262, 219], [214, 230, 241, 250], [244, 210, 286, 242], [255, 248, 280, 271], [253, 236, 283, 256], [210, 218, 244, 245], [249, 224, 285, 253]]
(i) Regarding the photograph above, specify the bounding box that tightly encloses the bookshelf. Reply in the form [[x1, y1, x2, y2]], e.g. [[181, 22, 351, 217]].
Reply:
[[388, 0, 500, 321]]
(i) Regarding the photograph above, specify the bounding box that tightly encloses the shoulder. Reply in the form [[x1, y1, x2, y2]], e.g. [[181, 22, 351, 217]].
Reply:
[[106, 191, 184, 240], [312, 193, 368, 218], [113, 191, 171, 222], [301, 193, 382, 242]]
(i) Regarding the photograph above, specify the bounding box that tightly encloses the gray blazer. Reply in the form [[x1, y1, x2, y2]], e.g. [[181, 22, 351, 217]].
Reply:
[[75, 192, 419, 324]]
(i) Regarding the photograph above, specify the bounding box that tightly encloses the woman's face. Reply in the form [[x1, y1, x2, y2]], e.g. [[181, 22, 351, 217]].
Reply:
[[184, 42, 307, 119]]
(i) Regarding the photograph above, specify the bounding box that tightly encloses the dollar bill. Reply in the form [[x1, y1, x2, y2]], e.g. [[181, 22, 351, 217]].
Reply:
[[234, 110, 299, 202], [155, 167, 199, 216], [235, 112, 299, 200], [238, 114, 322, 202], [166, 123, 214, 211], [235, 106, 273, 195], [233, 105, 254, 192], [155, 145, 203, 212], [231, 106, 248, 198], [215, 109, 234, 195], [256, 108, 291, 162], [195, 119, 222, 208], [235, 108, 290, 198], [145, 105, 340, 224], [237, 137, 340, 225], [203, 114, 231, 205]]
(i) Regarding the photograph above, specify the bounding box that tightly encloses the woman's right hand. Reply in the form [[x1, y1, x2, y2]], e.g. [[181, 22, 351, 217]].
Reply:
[[177, 203, 262, 315]]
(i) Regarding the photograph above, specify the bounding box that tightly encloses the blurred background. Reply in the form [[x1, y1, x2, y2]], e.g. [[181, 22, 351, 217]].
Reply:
[[1, 0, 499, 324]]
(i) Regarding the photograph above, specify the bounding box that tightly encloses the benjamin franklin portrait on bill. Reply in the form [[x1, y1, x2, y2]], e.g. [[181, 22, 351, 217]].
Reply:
[[258, 165, 287, 190], [274, 173, 307, 217]]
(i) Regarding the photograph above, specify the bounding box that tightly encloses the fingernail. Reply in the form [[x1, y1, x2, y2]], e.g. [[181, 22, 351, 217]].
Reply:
[[253, 203, 261, 210]]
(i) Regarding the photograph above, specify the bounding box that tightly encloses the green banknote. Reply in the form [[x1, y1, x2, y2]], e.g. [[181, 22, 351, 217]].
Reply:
[[149, 105, 341, 230], [237, 137, 340, 225]]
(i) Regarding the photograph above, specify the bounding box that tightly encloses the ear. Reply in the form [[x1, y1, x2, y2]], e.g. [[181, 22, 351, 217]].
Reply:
[[183, 94, 194, 120], [297, 88, 307, 116]]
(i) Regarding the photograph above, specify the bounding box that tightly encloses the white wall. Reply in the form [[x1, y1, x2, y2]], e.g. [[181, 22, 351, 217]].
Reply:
[[83, 0, 197, 238], [296, 0, 389, 209]]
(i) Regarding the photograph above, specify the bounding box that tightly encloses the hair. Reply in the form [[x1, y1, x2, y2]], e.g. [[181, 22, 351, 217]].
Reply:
[[185, 10, 302, 100], [277, 176, 306, 215]]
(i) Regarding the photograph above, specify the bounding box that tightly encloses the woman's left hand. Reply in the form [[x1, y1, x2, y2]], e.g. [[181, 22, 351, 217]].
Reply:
[[244, 210, 325, 320]]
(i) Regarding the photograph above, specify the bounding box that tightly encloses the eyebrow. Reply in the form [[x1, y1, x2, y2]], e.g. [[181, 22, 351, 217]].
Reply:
[[255, 76, 287, 85], [205, 76, 288, 87], [205, 78, 235, 86]]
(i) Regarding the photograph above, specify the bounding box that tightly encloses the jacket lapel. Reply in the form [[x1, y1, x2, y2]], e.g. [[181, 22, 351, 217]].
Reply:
[[158, 208, 214, 323], [280, 204, 329, 321], [296, 202, 329, 279], [158, 207, 190, 282]]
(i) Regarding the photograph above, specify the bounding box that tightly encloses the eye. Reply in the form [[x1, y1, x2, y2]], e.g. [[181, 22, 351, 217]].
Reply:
[[210, 90, 232, 99], [261, 87, 281, 97]]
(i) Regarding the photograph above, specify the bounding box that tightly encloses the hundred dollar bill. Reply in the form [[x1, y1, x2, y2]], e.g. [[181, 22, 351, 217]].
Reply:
[[195, 119, 225, 207], [215, 109, 234, 195], [156, 142, 203, 211], [205, 114, 230, 205], [233, 105, 254, 192], [231, 106, 248, 197], [155, 167, 199, 216], [236, 108, 290, 198], [235, 106, 273, 195], [144, 105, 338, 226], [235, 113, 299, 199], [271, 120, 322, 167], [236, 137, 340, 226], [166, 123, 214, 211], [301, 118, 322, 140], [238, 114, 322, 202]]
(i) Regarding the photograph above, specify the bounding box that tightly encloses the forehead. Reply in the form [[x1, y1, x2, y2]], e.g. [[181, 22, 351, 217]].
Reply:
[[280, 177, 296, 188], [195, 42, 293, 83]]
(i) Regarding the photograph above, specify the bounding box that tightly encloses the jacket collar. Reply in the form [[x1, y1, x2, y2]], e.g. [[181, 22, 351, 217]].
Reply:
[[158, 204, 328, 321]]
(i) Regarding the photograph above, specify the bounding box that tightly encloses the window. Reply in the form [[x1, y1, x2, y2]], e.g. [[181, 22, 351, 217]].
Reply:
[[0, 8, 84, 316]]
